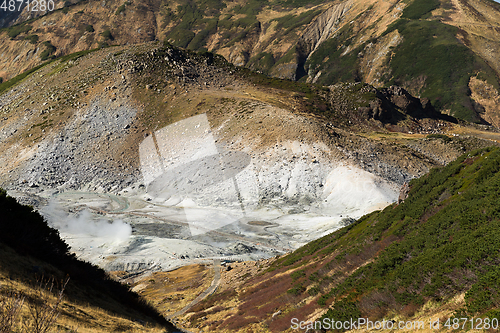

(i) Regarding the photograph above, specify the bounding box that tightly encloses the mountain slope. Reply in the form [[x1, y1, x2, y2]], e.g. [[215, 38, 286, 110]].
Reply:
[[0, 188, 178, 332], [0, 42, 495, 205], [1, 42, 498, 280], [181, 147, 500, 332], [1, 34, 500, 333], [1, 0, 499, 124], [301, 0, 500, 124]]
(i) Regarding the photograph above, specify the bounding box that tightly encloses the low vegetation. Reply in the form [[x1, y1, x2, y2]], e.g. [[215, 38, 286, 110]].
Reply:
[[318, 147, 500, 324], [24, 34, 39, 44], [0, 63, 48, 95], [0, 48, 100, 96], [304, 23, 362, 83], [402, 0, 441, 19], [196, 147, 500, 331], [6, 24, 32, 39], [101, 29, 114, 40], [40, 41, 57, 61], [0, 276, 69, 333], [383, 19, 494, 122], [160, 0, 323, 58], [427, 133, 452, 143]]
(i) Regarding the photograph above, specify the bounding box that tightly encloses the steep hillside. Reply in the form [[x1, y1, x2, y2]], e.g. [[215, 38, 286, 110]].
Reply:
[[0, 0, 329, 81], [301, 0, 500, 125], [0, 188, 178, 332], [179, 147, 500, 332], [1, 0, 499, 124], [1, 23, 500, 333], [1, 42, 498, 278]]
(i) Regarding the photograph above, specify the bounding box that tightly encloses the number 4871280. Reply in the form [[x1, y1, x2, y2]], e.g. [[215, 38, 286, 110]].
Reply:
[[0, 0, 55, 12], [444, 317, 499, 330]]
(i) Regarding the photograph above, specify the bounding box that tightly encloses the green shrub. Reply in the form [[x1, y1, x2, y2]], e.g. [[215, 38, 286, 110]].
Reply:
[[427, 133, 451, 142], [287, 285, 305, 295], [115, 4, 126, 15], [40, 41, 56, 61], [24, 34, 39, 44], [101, 29, 114, 40], [321, 299, 362, 323], [85, 24, 94, 32], [309, 272, 319, 282], [291, 269, 305, 281], [7, 24, 32, 39]]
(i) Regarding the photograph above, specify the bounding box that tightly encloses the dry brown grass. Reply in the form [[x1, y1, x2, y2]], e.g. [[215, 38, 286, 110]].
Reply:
[[122, 263, 214, 316], [0, 276, 168, 333], [0, 244, 170, 333]]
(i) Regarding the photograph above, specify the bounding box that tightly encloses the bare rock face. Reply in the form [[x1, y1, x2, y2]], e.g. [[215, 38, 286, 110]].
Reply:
[[270, 63, 299, 81], [381, 85, 438, 119], [360, 85, 439, 122], [297, 1, 354, 58], [329, 83, 440, 125], [398, 182, 410, 203], [278, 1, 354, 81]]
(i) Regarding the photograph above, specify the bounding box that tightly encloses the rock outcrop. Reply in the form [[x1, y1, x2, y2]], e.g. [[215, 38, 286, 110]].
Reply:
[[297, 1, 353, 60]]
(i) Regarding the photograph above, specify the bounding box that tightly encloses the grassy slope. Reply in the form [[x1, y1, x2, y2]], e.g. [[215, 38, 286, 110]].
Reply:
[[0, 189, 178, 332], [2, 0, 499, 125], [318, 147, 500, 323], [192, 147, 500, 331], [289, 146, 500, 324], [307, 0, 500, 123], [0, 49, 98, 96]]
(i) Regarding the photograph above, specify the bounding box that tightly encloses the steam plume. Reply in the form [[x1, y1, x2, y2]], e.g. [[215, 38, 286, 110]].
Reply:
[[41, 201, 132, 243]]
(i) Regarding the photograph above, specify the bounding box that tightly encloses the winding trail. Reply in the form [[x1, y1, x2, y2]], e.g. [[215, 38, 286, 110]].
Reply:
[[166, 259, 221, 320]]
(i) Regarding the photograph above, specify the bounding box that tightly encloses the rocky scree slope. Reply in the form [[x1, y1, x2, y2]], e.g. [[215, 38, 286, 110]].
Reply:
[[0, 42, 494, 209]]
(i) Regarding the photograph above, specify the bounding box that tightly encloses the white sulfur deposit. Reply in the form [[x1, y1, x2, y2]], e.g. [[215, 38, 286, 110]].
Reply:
[[40, 114, 399, 272]]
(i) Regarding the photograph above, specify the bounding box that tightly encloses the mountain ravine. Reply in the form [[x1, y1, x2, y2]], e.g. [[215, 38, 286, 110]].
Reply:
[[0, 43, 498, 275]]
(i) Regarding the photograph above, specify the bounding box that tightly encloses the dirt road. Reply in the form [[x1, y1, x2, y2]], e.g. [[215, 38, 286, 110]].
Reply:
[[166, 259, 221, 320]]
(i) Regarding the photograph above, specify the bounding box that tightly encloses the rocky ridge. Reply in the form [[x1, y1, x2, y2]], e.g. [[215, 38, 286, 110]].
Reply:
[[0, 42, 496, 200], [0, 42, 498, 275]]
